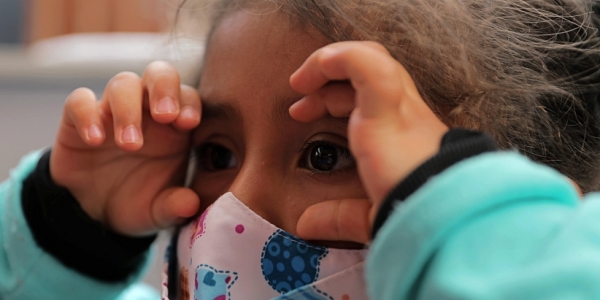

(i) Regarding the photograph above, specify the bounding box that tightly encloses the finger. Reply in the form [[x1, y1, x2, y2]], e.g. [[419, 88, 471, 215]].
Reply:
[[142, 61, 181, 124], [290, 41, 416, 119], [173, 84, 201, 130], [151, 187, 200, 230], [102, 71, 144, 151], [63, 88, 105, 146], [289, 81, 355, 123], [290, 41, 389, 93], [296, 198, 371, 244], [107, 187, 201, 236]]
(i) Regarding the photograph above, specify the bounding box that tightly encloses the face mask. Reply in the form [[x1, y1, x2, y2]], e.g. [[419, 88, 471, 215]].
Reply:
[[161, 192, 369, 300]]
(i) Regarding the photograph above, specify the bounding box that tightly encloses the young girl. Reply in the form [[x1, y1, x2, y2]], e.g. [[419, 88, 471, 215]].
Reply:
[[2, 0, 600, 299]]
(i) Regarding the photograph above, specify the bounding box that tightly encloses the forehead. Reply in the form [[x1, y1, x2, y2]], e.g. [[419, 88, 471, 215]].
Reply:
[[199, 9, 330, 104]]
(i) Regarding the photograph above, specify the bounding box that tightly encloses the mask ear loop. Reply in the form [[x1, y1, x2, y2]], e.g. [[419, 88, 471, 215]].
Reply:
[[185, 148, 197, 187], [167, 228, 181, 299], [167, 149, 196, 298]]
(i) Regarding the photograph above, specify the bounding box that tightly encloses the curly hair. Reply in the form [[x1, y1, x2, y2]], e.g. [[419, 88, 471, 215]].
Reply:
[[177, 0, 600, 192]]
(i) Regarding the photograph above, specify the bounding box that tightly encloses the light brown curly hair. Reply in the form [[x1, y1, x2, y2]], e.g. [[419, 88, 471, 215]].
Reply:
[[177, 0, 600, 192]]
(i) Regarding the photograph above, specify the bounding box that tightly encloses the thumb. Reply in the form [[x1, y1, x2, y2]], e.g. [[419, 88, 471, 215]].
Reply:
[[296, 199, 371, 244], [151, 187, 200, 230]]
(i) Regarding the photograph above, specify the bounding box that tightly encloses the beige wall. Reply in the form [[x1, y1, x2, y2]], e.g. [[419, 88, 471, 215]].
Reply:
[[26, 0, 174, 43]]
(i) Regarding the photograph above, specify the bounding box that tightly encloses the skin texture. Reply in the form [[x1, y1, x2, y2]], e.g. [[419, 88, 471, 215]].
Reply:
[[51, 64, 203, 236], [49, 9, 447, 245], [291, 41, 448, 242], [191, 11, 368, 237]]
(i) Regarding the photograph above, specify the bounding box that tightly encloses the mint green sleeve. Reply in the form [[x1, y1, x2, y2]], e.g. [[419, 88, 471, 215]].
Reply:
[[366, 152, 600, 299], [0, 151, 159, 300]]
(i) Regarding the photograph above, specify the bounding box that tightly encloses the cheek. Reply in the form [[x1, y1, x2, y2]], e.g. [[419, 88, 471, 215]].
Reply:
[[190, 171, 236, 212], [191, 168, 368, 207], [273, 171, 366, 221], [271, 172, 367, 235], [295, 172, 367, 205], [189, 167, 367, 235]]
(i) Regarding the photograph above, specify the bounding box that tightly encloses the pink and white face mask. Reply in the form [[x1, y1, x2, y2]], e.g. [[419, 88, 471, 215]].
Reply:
[[161, 192, 369, 300]]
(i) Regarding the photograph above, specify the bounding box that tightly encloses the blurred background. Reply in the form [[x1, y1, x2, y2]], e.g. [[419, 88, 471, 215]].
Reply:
[[0, 0, 206, 291]]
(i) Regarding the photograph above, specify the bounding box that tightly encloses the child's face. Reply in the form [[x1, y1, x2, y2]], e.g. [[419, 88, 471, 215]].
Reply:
[[190, 10, 367, 237]]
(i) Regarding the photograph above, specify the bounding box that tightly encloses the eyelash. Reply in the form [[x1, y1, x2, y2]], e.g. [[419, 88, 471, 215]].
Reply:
[[192, 140, 356, 175], [297, 140, 356, 175]]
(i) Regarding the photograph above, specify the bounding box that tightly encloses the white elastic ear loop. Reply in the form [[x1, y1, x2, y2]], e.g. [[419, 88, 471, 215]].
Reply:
[[184, 149, 197, 187]]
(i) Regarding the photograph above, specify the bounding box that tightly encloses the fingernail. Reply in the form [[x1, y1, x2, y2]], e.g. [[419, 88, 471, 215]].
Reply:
[[180, 106, 199, 120], [155, 97, 177, 114], [87, 124, 102, 140], [122, 125, 140, 144]]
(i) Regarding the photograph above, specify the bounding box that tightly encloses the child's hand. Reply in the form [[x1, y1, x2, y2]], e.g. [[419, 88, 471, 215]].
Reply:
[[50, 61, 201, 236], [291, 42, 448, 243]]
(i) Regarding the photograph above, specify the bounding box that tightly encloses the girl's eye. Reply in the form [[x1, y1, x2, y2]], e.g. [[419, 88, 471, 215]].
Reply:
[[301, 141, 356, 173], [196, 143, 238, 171]]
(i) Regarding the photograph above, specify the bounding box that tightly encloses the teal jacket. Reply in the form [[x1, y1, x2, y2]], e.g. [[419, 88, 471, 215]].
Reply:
[[0, 151, 158, 300], [2, 150, 600, 299]]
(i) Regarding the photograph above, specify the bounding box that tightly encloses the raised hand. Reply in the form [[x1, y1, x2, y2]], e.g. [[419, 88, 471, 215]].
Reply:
[[50, 61, 201, 236], [291, 42, 448, 243]]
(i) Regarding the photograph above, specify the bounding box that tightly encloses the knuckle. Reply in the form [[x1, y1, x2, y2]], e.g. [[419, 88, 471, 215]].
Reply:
[[147, 60, 175, 72], [364, 41, 389, 54], [108, 72, 141, 90], [181, 85, 200, 102], [380, 63, 398, 79], [113, 71, 140, 81], [65, 87, 94, 106], [105, 72, 141, 102], [180, 84, 197, 94], [145, 61, 179, 80]]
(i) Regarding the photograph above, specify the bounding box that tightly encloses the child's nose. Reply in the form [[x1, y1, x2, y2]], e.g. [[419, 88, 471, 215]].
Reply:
[[228, 162, 291, 232]]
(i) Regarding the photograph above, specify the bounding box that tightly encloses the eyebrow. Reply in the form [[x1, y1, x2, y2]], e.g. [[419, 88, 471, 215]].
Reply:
[[201, 95, 349, 126], [201, 101, 242, 123], [272, 95, 304, 125]]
